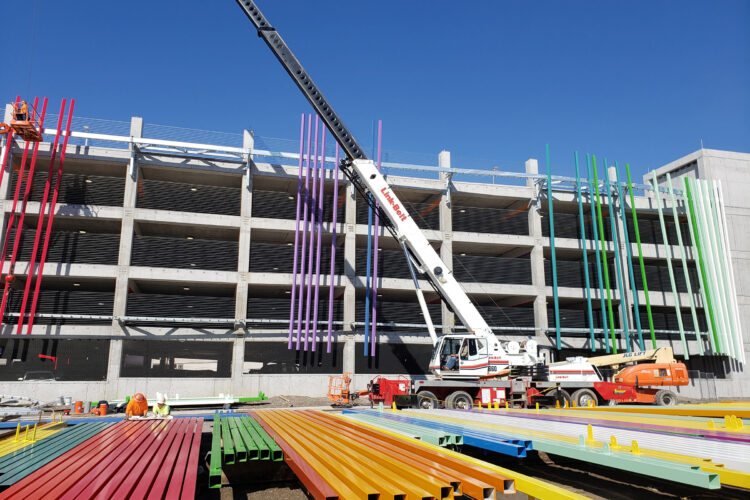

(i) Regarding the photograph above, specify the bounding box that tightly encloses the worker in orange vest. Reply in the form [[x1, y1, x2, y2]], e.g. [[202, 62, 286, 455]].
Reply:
[[14, 101, 28, 121], [125, 393, 149, 418]]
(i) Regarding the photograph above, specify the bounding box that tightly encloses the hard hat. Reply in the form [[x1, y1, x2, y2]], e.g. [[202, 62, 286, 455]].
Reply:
[[134, 393, 145, 402], [157, 394, 166, 404]]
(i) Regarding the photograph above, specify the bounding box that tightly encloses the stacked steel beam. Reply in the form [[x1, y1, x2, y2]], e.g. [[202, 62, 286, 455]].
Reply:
[[0, 418, 203, 499]]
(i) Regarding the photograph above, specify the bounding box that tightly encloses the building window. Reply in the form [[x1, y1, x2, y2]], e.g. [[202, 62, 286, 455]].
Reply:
[[120, 340, 232, 378]]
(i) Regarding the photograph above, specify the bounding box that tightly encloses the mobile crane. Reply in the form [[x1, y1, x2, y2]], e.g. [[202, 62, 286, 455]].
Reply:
[[233, 1, 687, 409]]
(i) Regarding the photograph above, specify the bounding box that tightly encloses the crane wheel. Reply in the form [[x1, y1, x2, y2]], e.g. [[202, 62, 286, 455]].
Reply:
[[0, 123, 9, 135], [571, 388, 598, 407], [548, 388, 571, 407], [445, 390, 473, 410], [416, 391, 441, 409], [654, 389, 677, 406]]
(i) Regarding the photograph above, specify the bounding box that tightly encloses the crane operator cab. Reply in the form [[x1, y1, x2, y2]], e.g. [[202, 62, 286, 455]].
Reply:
[[431, 335, 491, 378], [0, 101, 43, 142]]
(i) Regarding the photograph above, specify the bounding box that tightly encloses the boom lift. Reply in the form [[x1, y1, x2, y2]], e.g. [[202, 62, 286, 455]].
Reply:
[[233, 0, 539, 379], [0, 101, 44, 142], [233, 1, 689, 408]]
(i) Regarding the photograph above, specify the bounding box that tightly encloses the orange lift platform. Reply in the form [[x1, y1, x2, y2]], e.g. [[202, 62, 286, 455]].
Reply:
[[0, 100, 44, 142]]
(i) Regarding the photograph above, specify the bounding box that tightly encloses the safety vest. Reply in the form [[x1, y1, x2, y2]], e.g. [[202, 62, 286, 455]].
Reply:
[[152, 404, 171, 416]]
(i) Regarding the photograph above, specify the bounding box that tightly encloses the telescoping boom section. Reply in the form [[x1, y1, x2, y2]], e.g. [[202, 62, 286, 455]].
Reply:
[[233, 0, 539, 375]]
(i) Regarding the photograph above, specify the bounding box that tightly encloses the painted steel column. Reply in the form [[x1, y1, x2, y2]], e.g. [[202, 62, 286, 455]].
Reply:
[[295, 115, 313, 349], [326, 145, 340, 353], [651, 172, 689, 359], [604, 164, 631, 352], [439, 151, 454, 334], [615, 163, 644, 350], [626, 164, 657, 349], [545, 146, 561, 349], [235, 129, 254, 333], [343, 181, 357, 335], [591, 156, 615, 353], [574, 152, 595, 351], [526, 159, 548, 347], [666, 174, 702, 354], [303, 118, 320, 351], [370, 121, 382, 357], [311, 130, 327, 351], [588, 155, 609, 352], [288, 115, 306, 348], [683, 178, 718, 351]]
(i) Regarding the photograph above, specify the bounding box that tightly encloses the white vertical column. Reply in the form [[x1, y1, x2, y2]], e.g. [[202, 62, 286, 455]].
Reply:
[[526, 159, 548, 344], [342, 181, 357, 373], [235, 130, 254, 333], [438, 150, 454, 334]]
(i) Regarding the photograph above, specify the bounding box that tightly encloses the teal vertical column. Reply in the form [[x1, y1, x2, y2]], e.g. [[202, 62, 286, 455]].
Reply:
[[604, 160, 631, 352], [546, 145, 561, 349], [575, 152, 596, 351], [588, 155, 610, 353], [615, 162, 644, 350]]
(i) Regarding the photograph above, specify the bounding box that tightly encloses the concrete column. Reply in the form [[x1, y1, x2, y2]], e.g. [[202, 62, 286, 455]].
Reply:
[[526, 159, 548, 343], [438, 151, 454, 334], [235, 130, 254, 333], [230, 337, 245, 394], [343, 181, 357, 372], [111, 117, 142, 343], [105, 339, 123, 399]]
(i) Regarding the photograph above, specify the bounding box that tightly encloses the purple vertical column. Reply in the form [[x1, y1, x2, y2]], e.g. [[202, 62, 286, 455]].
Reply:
[[326, 145, 340, 353], [311, 131, 327, 351], [303, 116, 321, 351], [288, 114, 306, 349], [295, 114, 313, 350], [370, 120, 383, 356]]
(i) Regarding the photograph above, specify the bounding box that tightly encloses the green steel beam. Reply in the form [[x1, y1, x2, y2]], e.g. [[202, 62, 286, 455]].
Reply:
[[683, 177, 719, 351], [626, 164, 656, 348], [666, 174, 703, 354], [575, 152, 596, 351], [592, 156, 616, 353], [615, 163, 644, 350], [651, 172, 689, 359], [604, 160, 631, 352], [547, 145, 561, 349], [588, 155, 610, 352]]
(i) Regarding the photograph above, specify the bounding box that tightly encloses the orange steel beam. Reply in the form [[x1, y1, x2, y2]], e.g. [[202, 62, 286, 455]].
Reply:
[[302, 410, 505, 498], [262, 409, 455, 499]]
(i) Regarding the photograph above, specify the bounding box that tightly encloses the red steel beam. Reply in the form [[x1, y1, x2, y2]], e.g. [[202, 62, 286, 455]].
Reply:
[[128, 418, 190, 499], [165, 417, 203, 500], [26, 99, 75, 334], [15, 98, 66, 333]]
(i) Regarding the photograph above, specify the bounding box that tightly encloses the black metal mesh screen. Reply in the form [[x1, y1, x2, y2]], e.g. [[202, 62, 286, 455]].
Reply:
[[640, 307, 708, 334], [10, 170, 125, 207], [17, 230, 120, 266], [250, 241, 344, 276], [246, 295, 343, 324], [541, 211, 613, 241], [121, 339, 232, 378], [244, 341, 343, 374], [454, 255, 532, 285], [355, 342, 433, 374], [131, 234, 238, 271], [632, 261, 700, 292], [452, 205, 529, 235], [545, 258, 617, 289], [126, 293, 235, 320], [136, 179, 240, 215], [0, 338, 109, 381], [627, 218, 692, 246], [357, 199, 439, 230], [251, 189, 344, 222], [4, 289, 114, 324]]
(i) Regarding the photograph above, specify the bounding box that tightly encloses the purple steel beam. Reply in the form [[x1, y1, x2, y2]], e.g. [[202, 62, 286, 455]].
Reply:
[[311, 130, 326, 351], [303, 116, 320, 351], [295, 114, 313, 350], [370, 120, 383, 356], [326, 145, 340, 353], [288, 114, 306, 349]]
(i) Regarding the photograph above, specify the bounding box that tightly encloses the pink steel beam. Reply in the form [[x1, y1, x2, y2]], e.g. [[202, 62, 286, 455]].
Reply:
[[303, 116, 320, 351], [295, 114, 313, 350], [0, 97, 47, 329], [26, 99, 75, 333], [326, 144, 340, 353], [288, 114, 306, 348], [16, 99, 66, 333], [370, 120, 382, 356], [311, 129, 326, 351]]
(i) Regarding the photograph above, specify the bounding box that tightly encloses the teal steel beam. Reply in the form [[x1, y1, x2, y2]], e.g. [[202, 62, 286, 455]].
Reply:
[[592, 156, 616, 352], [575, 152, 596, 351], [547, 145, 561, 349], [615, 162, 643, 350], [588, 155, 611, 352], [666, 174, 703, 354], [626, 164, 656, 348], [604, 160, 631, 352], [651, 172, 689, 358]]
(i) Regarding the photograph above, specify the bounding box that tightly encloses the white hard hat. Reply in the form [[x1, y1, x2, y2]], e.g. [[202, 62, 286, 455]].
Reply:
[[157, 394, 166, 404]]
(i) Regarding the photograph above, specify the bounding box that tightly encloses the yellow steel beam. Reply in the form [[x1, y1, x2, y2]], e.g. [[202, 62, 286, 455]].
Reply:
[[333, 413, 589, 500], [560, 405, 750, 418], [0, 422, 67, 458]]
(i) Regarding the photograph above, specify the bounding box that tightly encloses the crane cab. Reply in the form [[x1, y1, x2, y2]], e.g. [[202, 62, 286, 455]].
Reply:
[[430, 335, 490, 378]]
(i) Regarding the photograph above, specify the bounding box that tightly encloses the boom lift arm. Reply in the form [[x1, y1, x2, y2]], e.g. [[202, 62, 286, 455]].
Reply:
[[234, 1, 538, 369]]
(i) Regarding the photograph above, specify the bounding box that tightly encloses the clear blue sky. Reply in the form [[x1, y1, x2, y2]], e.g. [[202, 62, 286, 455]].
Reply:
[[3, 0, 748, 178]]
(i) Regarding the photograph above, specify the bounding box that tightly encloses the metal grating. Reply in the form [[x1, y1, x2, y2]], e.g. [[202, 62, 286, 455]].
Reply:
[[639, 307, 708, 334], [357, 199, 439, 230], [251, 189, 344, 222], [247, 296, 343, 324], [136, 178, 240, 216], [131, 234, 238, 271], [454, 255, 532, 285], [355, 247, 412, 280], [632, 261, 700, 293], [548, 307, 618, 329], [126, 293, 235, 321], [5, 290, 114, 324], [17, 230, 120, 266], [541, 211, 613, 241], [355, 299, 441, 330], [250, 241, 344, 276], [453, 205, 529, 235], [10, 170, 125, 207], [545, 258, 616, 289], [627, 218, 692, 246]]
